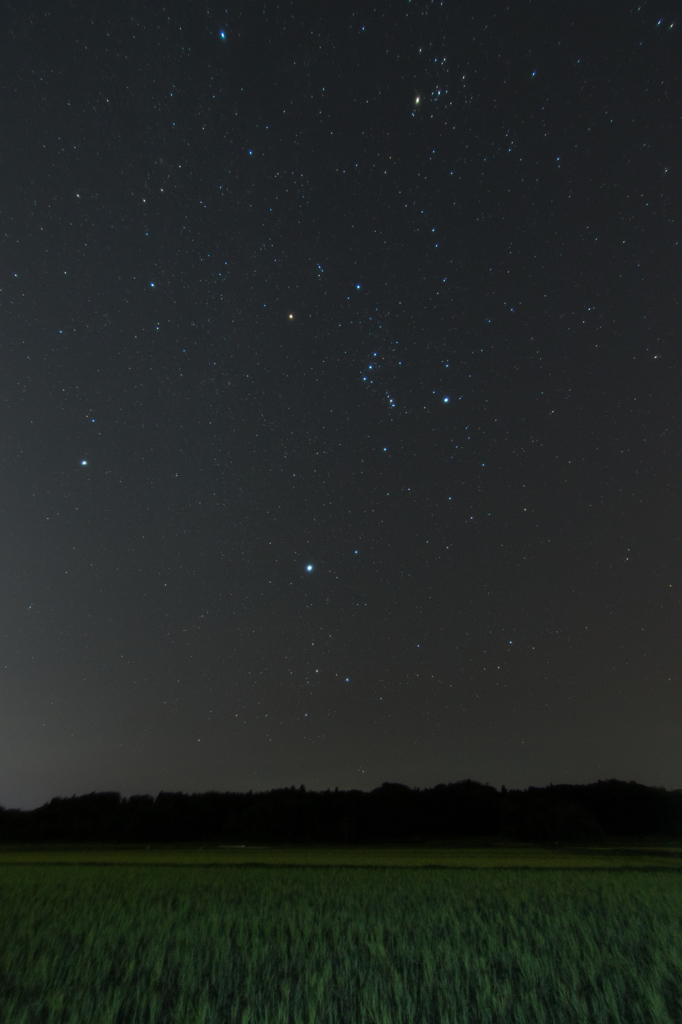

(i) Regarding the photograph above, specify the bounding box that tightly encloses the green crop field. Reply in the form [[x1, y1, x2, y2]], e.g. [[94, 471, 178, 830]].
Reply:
[[1, 841, 681, 869], [1, 862, 681, 1023]]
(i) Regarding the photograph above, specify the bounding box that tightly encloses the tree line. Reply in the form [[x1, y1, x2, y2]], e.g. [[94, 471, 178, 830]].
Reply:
[[1, 779, 680, 844]]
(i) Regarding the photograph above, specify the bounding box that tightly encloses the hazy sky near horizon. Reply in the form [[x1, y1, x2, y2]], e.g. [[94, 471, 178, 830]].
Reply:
[[1, 1, 680, 809]]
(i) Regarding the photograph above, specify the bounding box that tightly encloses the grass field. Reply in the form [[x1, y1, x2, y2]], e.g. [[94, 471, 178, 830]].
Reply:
[[1, 859, 681, 1023], [1, 840, 681, 869]]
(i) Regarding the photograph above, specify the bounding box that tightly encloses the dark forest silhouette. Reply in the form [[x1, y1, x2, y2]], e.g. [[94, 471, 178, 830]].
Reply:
[[1, 780, 681, 845]]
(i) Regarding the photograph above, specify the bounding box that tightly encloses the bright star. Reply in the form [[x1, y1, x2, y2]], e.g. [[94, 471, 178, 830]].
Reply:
[[306, 565, 313, 572], [81, 460, 88, 466]]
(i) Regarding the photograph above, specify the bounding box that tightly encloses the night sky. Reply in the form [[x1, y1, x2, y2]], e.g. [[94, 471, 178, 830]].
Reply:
[[2, 2, 680, 810]]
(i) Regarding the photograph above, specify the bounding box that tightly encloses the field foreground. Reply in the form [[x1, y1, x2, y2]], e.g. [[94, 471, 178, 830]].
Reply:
[[1, 860, 681, 1023]]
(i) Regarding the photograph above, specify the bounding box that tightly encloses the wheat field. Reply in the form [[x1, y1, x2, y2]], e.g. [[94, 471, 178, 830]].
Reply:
[[1, 864, 680, 1023]]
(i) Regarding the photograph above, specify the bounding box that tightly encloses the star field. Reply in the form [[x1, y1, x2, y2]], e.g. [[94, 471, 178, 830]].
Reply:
[[0, 1, 680, 807]]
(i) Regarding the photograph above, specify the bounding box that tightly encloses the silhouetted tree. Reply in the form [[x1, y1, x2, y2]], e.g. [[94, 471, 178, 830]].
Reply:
[[1, 779, 679, 844]]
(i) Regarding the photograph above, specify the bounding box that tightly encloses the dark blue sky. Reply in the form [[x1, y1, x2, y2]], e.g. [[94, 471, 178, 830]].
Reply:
[[1, 0, 680, 808]]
